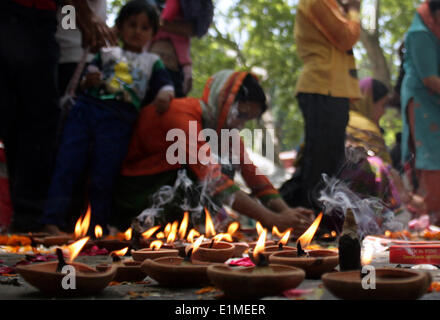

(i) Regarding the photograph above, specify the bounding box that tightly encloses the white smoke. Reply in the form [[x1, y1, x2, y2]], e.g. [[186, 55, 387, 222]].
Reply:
[[318, 174, 404, 238]]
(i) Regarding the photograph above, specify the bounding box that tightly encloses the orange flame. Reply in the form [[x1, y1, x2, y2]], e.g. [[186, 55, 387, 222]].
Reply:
[[111, 247, 129, 257], [362, 244, 374, 265], [278, 229, 291, 246], [66, 237, 89, 263], [156, 232, 165, 239], [213, 233, 233, 243], [297, 212, 323, 249], [166, 221, 179, 244], [94, 225, 103, 239], [192, 235, 204, 254], [256, 221, 264, 236], [385, 230, 391, 238], [331, 231, 337, 237], [272, 226, 283, 238], [187, 229, 200, 243], [124, 228, 132, 241], [150, 240, 163, 251], [142, 226, 160, 239], [227, 222, 240, 235], [178, 212, 189, 240], [204, 208, 216, 238], [253, 228, 267, 262], [74, 207, 91, 239], [164, 223, 172, 238]]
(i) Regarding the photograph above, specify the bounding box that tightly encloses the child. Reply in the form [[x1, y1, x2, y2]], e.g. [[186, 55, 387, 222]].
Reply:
[[149, 0, 214, 97], [42, 0, 174, 235]]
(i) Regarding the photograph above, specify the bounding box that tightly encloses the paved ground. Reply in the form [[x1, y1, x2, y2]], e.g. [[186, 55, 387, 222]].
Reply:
[[1, 250, 440, 302]]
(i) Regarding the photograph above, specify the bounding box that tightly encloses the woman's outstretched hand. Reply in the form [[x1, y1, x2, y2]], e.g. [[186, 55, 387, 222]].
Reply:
[[272, 207, 315, 237]]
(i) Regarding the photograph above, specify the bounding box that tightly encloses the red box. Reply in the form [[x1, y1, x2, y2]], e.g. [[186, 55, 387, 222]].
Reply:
[[389, 245, 440, 265]]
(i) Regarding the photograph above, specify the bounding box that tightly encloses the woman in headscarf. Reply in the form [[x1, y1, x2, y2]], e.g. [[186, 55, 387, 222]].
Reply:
[[401, 0, 440, 226], [111, 70, 314, 235]]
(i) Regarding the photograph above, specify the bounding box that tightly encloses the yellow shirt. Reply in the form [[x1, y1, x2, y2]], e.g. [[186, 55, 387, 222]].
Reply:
[[295, 0, 361, 99]]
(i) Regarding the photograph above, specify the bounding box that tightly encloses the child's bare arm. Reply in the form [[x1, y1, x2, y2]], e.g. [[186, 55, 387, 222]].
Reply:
[[153, 90, 174, 114]]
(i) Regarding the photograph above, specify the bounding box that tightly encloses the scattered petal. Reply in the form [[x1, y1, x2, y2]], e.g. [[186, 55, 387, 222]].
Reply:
[[283, 288, 314, 298], [195, 286, 218, 294], [227, 257, 255, 267]]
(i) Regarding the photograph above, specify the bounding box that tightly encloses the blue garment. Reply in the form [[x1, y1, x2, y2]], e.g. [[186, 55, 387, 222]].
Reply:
[[42, 96, 138, 232], [401, 13, 440, 170]]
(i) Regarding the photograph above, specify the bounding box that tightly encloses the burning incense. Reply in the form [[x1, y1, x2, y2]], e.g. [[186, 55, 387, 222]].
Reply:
[[338, 208, 361, 271]]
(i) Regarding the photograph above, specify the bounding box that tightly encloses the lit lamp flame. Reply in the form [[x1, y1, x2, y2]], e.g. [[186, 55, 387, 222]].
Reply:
[[256, 221, 264, 236], [164, 223, 172, 238], [124, 228, 132, 241], [111, 247, 129, 257], [362, 244, 374, 266], [178, 212, 189, 240], [150, 240, 163, 251], [253, 228, 267, 263], [167, 221, 179, 244], [297, 212, 323, 249], [213, 233, 233, 243], [192, 235, 205, 254], [187, 229, 200, 243], [278, 229, 291, 247], [272, 226, 284, 238], [385, 230, 391, 238], [142, 226, 160, 239], [156, 232, 165, 239], [227, 222, 239, 236], [331, 231, 337, 237], [204, 208, 216, 238], [66, 237, 89, 263], [94, 225, 103, 239], [74, 206, 91, 239]]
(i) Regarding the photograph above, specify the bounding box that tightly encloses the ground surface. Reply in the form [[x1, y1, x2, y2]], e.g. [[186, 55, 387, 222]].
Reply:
[[1, 248, 440, 302]]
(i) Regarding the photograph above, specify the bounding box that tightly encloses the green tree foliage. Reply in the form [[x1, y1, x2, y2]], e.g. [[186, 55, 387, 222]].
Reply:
[[107, 0, 422, 152]]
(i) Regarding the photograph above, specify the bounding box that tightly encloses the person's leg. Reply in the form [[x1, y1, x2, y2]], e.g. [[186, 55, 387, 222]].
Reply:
[[0, 5, 60, 232], [281, 94, 349, 211], [88, 102, 137, 234], [41, 99, 91, 230], [419, 170, 440, 226], [57, 62, 90, 230]]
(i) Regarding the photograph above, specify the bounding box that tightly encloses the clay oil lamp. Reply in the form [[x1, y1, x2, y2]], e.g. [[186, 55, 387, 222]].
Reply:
[[257, 229, 296, 259], [322, 209, 431, 300], [227, 221, 249, 258], [16, 237, 117, 296], [207, 230, 306, 299], [141, 235, 213, 287], [96, 247, 146, 282], [192, 234, 235, 263], [248, 222, 275, 250], [190, 209, 235, 263], [131, 240, 179, 262], [269, 213, 339, 279], [323, 248, 432, 301], [95, 227, 131, 252]]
